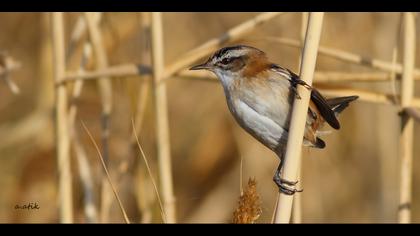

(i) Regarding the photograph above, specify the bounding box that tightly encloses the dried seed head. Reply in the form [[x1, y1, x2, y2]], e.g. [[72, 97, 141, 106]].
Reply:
[[232, 178, 262, 224]]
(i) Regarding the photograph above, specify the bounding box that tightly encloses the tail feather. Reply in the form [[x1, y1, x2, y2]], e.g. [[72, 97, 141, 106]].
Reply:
[[312, 95, 358, 149], [314, 137, 326, 149], [327, 96, 359, 116]]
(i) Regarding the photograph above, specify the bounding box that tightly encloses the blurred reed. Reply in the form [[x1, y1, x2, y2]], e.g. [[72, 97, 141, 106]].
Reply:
[[33, 12, 419, 224], [84, 12, 114, 222], [81, 121, 130, 223], [151, 12, 176, 223], [51, 12, 73, 223], [398, 12, 416, 224], [131, 119, 167, 222]]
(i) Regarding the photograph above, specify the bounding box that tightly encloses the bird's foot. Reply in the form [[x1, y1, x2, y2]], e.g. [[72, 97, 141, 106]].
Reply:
[[273, 175, 303, 195], [290, 79, 313, 99], [291, 86, 302, 99]]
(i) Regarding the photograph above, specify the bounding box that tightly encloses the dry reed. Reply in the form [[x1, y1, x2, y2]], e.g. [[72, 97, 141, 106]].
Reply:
[[131, 119, 167, 222], [398, 12, 416, 224], [403, 107, 420, 122], [268, 36, 420, 77], [292, 12, 308, 224], [0, 52, 21, 94], [62, 12, 284, 83], [68, 43, 98, 223], [81, 121, 130, 224], [84, 12, 115, 222], [131, 12, 152, 143], [51, 12, 73, 223], [274, 12, 324, 223], [151, 12, 176, 223], [163, 12, 284, 78]]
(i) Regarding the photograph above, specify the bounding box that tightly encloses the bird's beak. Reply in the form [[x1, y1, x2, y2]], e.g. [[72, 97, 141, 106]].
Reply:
[[189, 61, 212, 70]]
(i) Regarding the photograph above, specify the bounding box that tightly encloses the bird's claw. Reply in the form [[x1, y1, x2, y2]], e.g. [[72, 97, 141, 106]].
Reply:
[[278, 183, 303, 195], [290, 78, 313, 100], [291, 86, 302, 99], [273, 175, 303, 195]]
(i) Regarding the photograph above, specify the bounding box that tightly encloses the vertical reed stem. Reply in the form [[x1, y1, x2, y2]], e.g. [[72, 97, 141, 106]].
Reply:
[[84, 12, 113, 222], [132, 12, 152, 141], [151, 12, 176, 223], [292, 12, 309, 224], [274, 12, 324, 223], [398, 12, 416, 224], [51, 12, 73, 223], [133, 12, 154, 223], [68, 43, 98, 223]]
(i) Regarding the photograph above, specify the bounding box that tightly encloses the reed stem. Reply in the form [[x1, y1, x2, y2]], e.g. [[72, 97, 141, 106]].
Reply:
[[398, 12, 416, 224], [274, 12, 324, 223], [51, 12, 73, 223], [151, 12, 176, 223]]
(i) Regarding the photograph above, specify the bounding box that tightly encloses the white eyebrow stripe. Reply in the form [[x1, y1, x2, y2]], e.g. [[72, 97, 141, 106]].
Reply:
[[225, 50, 246, 59]]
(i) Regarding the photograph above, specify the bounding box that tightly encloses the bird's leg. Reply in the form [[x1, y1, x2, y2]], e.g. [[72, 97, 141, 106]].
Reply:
[[290, 85, 301, 99], [289, 78, 313, 100], [273, 161, 303, 195]]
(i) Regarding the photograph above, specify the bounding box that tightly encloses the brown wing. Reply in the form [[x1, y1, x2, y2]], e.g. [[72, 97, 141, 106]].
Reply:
[[310, 88, 340, 129], [271, 64, 340, 130], [304, 100, 326, 148]]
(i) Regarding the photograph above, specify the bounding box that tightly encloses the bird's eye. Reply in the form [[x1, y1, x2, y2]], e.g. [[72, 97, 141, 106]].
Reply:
[[221, 58, 231, 65]]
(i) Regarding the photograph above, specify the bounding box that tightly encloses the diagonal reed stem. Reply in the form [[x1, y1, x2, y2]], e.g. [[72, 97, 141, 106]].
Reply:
[[81, 121, 130, 224], [131, 119, 167, 223]]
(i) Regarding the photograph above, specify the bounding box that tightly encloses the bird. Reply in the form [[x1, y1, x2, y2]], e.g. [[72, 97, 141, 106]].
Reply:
[[190, 45, 358, 195]]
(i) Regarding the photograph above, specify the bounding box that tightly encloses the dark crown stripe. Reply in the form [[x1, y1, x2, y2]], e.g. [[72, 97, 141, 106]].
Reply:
[[214, 45, 244, 59], [213, 45, 265, 59]]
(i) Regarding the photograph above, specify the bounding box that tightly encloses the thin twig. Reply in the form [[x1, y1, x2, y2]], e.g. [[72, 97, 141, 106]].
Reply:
[[267, 36, 420, 77], [317, 86, 420, 109], [175, 70, 417, 83], [163, 12, 284, 79], [167, 68, 420, 108], [131, 119, 167, 223], [63, 63, 147, 83], [62, 12, 284, 83], [81, 121, 130, 224], [239, 156, 244, 196], [403, 107, 420, 122], [64, 63, 420, 84], [0, 52, 21, 94]]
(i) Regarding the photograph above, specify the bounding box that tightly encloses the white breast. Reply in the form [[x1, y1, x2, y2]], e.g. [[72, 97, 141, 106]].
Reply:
[[228, 97, 288, 151], [216, 70, 291, 151]]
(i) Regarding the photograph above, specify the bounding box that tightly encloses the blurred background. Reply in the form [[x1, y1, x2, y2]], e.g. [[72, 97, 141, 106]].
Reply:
[[0, 12, 419, 223]]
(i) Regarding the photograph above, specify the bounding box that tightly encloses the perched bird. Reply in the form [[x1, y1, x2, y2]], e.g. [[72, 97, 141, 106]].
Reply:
[[190, 45, 358, 195]]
